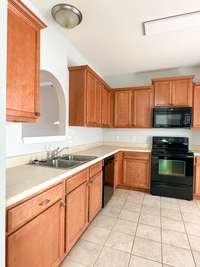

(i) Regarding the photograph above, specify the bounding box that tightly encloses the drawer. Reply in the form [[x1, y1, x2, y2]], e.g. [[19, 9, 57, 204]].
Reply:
[[89, 161, 102, 177], [66, 169, 89, 194], [123, 151, 150, 160], [7, 182, 64, 234]]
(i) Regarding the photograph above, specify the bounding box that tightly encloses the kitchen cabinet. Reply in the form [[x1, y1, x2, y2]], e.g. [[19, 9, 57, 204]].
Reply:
[[114, 90, 132, 127], [194, 157, 200, 199], [7, 0, 46, 122], [114, 152, 123, 187], [193, 84, 200, 128], [69, 65, 111, 127], [102, 86, 111, 127], [131, 87, 153, 128], [7, 183, 65, 267], [123, 152, 150, 191], [66, 169, 89, 252], [153, 76, 193, 107]]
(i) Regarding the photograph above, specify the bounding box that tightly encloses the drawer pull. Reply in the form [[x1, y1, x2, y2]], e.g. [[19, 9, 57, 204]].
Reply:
[[39, 199, 51, 206], [60, 202, 65, 208]]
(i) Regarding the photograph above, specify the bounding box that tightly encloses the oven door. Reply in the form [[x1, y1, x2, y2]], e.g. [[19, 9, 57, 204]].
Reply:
[[151, 153, 193, 186], [153, 108, 192, 128]]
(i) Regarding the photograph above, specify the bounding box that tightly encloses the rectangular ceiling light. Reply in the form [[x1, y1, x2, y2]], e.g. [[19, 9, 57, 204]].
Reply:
[[143, 11, 200, 35]]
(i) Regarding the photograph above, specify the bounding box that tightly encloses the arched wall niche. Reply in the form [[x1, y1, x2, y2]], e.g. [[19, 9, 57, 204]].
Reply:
[[22, 70, 66, 143]]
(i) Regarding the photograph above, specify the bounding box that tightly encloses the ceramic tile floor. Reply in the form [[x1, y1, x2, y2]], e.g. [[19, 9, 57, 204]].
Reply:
[[62, 189, 200, 267]]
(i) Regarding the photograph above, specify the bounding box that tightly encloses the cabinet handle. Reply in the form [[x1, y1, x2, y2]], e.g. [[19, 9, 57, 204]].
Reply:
[[60, 201, 65, 208], [39, 199, 51, 206], [35, 112, 40, 117]]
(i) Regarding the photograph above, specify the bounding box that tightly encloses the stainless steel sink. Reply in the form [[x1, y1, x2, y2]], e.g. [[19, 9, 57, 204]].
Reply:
[[31, 154, 97, 169]]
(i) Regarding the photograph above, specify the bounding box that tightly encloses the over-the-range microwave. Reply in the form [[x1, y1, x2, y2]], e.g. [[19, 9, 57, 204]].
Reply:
[[153, 107, 192, 128]]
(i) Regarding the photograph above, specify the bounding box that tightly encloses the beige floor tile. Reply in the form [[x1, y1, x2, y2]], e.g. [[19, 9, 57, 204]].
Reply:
[[161, 217, 185, 233], [109, 196, 126, 207], [105, 230, 134, 253], [123, 201, 142, 212], [81, 225, 110, 245], [119, 210, 140, 223], [68, 240, 102, 266], [100, 205, 122, 218], [132, 237, 162, 262], [92, 214, 117, 230], [94, 247, 130, 267], [162, 229, 190, 249], [141, 205, 160, 217], [129, 256, 162, 267], [188, 235, 200, 252], [139, 214, 161, 227], [61, 259, 87, 267], [112, 219, 137, 236], [193, 250, 200, 267], [161, 208, 182, 221], [113, 189, 129, 199], [136, 224, 161, 242], [182, 211, 200, 224], [185, 222, 200, 237], [162, 244, 195, 267], [161, 201, 179, 210], [143, 195, 160, 208]]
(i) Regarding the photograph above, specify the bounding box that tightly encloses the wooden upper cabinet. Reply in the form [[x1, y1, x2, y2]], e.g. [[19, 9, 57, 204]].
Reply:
[[114, 90, 131, 127], [102, 86, 111, 127], [131, 87, 153, 128], [7, 0, 46, 122], [153, 76, 194, 107], [69, 65, 111, 127], [193, 84, 200, 128]]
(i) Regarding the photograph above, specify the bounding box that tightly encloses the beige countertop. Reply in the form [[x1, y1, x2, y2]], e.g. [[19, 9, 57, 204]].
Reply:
[[6, 145, 151, 207]]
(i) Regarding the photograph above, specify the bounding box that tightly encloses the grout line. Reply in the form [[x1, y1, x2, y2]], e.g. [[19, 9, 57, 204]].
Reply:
[[178, 200, 197, 267]]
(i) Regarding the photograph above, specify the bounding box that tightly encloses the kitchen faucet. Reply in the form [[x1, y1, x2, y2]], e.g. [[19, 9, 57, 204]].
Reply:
[[47, 146, 69, 159]]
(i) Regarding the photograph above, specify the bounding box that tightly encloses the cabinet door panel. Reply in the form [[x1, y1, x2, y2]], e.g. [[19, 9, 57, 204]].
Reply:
[[195, 158, 200, 196], [114, 91, 131, 127], [96, 80, 102, 126], [7, 201, 64, 267], [172, 79, 193, 106], [89, 172, 103, 222], [123, 158, 150, 189], [102, 86, 111, 127], [154, 81, 171, 106], [193, 85, 200, 128], [66, 181, 88, 251], [114, 152, 123, 187], [86, 72, 97, 126], [132, 88, 153, 128]]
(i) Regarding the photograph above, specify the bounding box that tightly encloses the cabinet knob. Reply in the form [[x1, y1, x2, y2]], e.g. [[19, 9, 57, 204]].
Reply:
[[39, 199, 50, 206], [60, 202, 65, 208], [35, 112, 40, 117]]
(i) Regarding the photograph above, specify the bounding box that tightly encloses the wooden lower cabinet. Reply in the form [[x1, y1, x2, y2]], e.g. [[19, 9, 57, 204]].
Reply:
[[194, 157, 200, 199], [114, 152, 123, 187], [123, 152, 150, 190], [66, 179, 89, 252], [7, 200, 65, 267], [89, 171, 103, 222]]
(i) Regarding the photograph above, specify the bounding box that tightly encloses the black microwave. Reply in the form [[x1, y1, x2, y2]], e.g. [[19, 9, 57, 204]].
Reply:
[[153, 107, 192, 128]]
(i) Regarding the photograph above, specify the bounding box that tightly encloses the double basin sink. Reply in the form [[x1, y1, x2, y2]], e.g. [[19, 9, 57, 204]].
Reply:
[[31, 155, 97, 170]]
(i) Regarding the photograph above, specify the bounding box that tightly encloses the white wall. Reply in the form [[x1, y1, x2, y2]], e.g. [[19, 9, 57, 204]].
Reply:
[[0, 0, 7, 265], [6, 0, 103, 157]]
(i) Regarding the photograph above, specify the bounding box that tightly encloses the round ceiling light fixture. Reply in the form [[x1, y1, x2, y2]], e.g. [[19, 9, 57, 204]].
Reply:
[[51, 3, 82, 29]]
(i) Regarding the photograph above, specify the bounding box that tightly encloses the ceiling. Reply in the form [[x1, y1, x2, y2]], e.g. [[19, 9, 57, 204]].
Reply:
[[31, 0, 200, 77]]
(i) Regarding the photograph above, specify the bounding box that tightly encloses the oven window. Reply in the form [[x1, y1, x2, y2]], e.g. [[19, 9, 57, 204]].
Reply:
[[159, 159, 185, 177], [156, 114, 181, 126]]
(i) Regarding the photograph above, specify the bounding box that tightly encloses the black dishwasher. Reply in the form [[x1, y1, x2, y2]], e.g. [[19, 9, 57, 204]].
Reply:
[[102, 155, 114, 207]]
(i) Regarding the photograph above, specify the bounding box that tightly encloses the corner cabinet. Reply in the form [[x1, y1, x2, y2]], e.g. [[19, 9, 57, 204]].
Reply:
[[153, 76, 194, 107], [7, 0, 46, 122], [69, 65, 112, 127], [123, 152, 150, 191], [193, 84, 200, 128]]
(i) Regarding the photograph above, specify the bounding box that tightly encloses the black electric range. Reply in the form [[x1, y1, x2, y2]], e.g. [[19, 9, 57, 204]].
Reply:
[[151, 136, 194, 200]]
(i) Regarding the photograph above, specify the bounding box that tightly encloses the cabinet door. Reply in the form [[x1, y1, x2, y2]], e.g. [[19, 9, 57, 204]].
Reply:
[[7, 201, 65, 267], [154, 81, 172, 106], [89, 172, 103, 222], [95, 80, 102, 126], [102, 86, 111, 127], [114, 91, 131, 127], [172, 79, 193, 106], [193, 85, 200, 128], [123, 158, 150, 190], [86, 72, 97, 126], [195, 157, 200, 196], [132, 88, 153, 128], [66, 181, 88, 252], [7, 0, 45, 122], [114, 152, 123, 187]]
